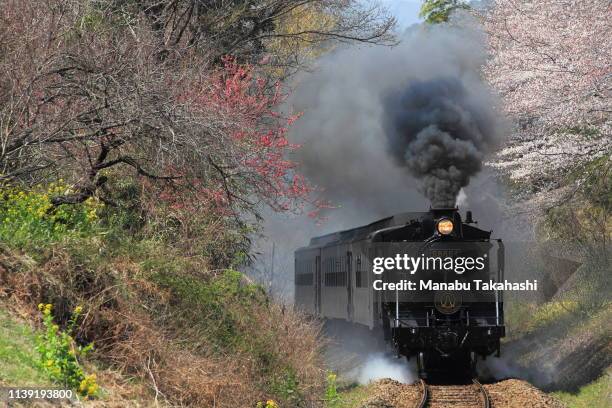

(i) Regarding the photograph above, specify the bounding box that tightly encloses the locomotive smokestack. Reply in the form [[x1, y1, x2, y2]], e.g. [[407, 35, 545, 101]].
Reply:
[[383, 77, 502, 208], [465, 210, 474, 224]]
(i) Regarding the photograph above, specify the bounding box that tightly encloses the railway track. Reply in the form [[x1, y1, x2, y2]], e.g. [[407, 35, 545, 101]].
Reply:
[[417, 378, 490, 408]]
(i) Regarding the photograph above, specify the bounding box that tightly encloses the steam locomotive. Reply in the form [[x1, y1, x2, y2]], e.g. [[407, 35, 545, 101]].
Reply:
[[294, 208, 505, 377]]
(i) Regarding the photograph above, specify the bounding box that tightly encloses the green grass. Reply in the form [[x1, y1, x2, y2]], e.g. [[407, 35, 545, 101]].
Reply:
[[0, 308, 51, 387], [336, 383, 371, 408], [553, 372, 611, 408], [504, 300, 582, 338], [150, 268, 267, 351]]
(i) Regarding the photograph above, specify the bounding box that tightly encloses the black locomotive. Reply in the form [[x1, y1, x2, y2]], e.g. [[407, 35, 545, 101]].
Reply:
[[294, 208, 505, 377]]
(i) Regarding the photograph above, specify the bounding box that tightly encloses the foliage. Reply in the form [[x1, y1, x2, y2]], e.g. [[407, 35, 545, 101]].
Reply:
[[532, 301, 580, 326], [114, 233, 323, 405], [553, 371, 611, 408], [35, 303, 97, 397], [574, 155, 612, 213], [0, 309, 52, 387], [0, 203, 324, 406], [334, 383, 371, 408], [113, 0, 395, 67], [269, 368, 303, 406], [173, 57, 317, 216], [325, 372, 341, 407], [0, 184, 102, 248], [532, 157, 611, 324], [515, 301, 579, 334], [265, 3, 338, 77], [150, 268, 315, 402], [485, 0, 611, 205], [256, 400, 279, 408], [557, 261, 610, 317], [506, 258, 610, 334], [542, 202, 610, 251], [538, 156, 610, 256], [419, 0, 470, 24], [149, 269, 265, 350]]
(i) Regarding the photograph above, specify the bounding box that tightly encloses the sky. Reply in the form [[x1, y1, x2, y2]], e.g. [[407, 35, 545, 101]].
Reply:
[[379, 0, 423, 28]]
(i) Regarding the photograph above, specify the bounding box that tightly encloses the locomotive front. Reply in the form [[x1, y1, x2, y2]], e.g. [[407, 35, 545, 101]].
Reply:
[[376, 208, 505, 377]]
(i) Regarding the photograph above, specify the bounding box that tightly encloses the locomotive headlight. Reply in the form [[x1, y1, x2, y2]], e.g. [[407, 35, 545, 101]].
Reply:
[[437, 218, 454, 235]]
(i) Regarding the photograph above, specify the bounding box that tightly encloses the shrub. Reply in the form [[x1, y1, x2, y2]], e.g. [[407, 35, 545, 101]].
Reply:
[[325, 372, 341, 407], [150, 268, 266, 350], [35, 303, 98, 397], [0, 183, 102, 248], [270, 368, 303, 405]]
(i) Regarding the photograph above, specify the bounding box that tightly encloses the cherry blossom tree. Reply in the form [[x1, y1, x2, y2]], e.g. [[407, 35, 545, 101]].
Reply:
[[484, 0, 611, 207]]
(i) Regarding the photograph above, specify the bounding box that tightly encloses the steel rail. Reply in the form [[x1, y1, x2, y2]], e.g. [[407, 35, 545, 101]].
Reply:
[[415, 378, 490, 408], [416, 379, 428, 408], [472, 378, 491, 408]]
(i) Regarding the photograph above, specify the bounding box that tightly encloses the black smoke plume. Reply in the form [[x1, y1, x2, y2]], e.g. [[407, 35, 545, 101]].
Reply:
[[383, 77, 500, 208], [250, 16, 516, 299]]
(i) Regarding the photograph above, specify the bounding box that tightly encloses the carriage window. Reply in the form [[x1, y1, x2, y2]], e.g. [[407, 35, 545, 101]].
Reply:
[[295, 260, 313, 286], [324, 256, 346, 287]]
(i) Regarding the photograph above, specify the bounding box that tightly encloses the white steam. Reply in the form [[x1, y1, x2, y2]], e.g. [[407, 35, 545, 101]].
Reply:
[[456, 188, 468, 207], [352, 353, 416, 384]]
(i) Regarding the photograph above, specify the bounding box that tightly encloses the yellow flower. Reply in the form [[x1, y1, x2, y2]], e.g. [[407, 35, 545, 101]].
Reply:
[[74, 306, 83, 314], [87, 384, 98, 396], [79, 374, 98, 397], [43, 304, 53, 315], [86, 209, 97, 221], [37, 303, 44, 311], [45, 359, 54, 367]]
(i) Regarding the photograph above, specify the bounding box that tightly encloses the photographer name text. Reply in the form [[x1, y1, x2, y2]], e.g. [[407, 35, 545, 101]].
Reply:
[[372, 279, 538, 291]]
